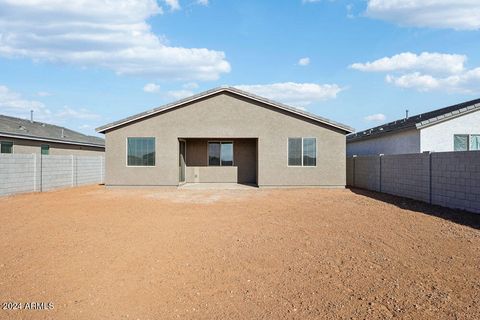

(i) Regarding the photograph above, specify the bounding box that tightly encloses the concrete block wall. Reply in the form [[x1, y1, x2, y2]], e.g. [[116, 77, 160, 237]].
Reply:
[[431, 151, 480, 213], [76, 156, 105, 186], [42, 155, 75, 191], [0, 154, 104, 196], [347, 151, 480, 214], [346, 157, 354, 187], [0, 154, 36, 196], [353, 155, 380, 192], [381, 153, 430, 203]]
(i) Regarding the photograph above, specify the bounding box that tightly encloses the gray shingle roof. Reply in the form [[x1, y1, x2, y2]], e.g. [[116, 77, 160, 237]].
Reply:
[[347, 98, 480, 142], [96, 86, 354, 133], [0, 114, 104, 147]]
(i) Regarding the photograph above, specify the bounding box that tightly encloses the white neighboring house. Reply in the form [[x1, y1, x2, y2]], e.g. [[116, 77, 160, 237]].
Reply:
[[347, 98, 480, 156]]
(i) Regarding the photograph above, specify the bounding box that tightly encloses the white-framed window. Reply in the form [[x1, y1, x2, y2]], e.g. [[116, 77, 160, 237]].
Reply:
[[208, 141, 233, 166], [454, 134, 480, 151], [0, 140, 13, 154], [288, 137, 316, 167], [127, 137, 155, 166]]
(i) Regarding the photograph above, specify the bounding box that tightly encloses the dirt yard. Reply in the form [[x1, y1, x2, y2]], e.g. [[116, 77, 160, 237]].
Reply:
[[0, 185, 479, 320]]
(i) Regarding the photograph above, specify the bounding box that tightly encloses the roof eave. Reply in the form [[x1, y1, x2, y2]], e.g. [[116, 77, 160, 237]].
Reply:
[[415, 104, 480, 129], [347, 125, 417, 143], [0, 131, 105, 148]]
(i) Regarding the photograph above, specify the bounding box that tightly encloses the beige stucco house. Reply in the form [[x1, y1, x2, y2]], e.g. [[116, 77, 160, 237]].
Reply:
[[96, 87, 353, 187]]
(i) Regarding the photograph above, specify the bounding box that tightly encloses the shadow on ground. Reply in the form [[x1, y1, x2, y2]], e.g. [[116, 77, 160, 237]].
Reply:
[[349, 187, 480, 230]]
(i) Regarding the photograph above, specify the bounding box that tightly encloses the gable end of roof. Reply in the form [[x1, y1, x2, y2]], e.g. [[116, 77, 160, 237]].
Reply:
[[96, 87, 354, 134], [415, 102, 480, 129]]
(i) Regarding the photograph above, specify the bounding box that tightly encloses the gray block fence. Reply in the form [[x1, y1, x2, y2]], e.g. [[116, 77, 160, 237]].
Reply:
[[347, 151, 480, 214], [0, 154, 104, 196]]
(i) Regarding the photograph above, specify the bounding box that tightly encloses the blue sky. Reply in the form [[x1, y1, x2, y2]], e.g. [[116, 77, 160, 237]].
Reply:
[[0, 0, 479, 136]]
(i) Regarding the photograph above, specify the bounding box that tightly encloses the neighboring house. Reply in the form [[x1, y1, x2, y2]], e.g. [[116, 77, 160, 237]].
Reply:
[[347, 98, 480, 156], [0, 114, 105, 156], [96, 87, 354, 187]]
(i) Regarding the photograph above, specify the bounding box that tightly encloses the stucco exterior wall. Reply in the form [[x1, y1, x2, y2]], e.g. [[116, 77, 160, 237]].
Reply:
[[185, 167, 237, 183], [420, 110, 480, 152], [104, 92, 347, 187], [347, 129, 420, 156], [0, 136, 104, 156]]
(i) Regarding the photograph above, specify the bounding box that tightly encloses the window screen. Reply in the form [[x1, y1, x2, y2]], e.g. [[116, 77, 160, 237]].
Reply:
[[127, 137, 155, 166], [454, 135, 469, 151], [41, 144, 49, 155], [208, 142, 233, 166], [470, 135, 480, 151], [288, 138, 302, 166], [0, 141, 13, 154], [303, 138, 316, 166]]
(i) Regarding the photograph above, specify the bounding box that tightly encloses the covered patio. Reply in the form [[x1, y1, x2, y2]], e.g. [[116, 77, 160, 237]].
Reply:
[[178, 138, 258, 186]]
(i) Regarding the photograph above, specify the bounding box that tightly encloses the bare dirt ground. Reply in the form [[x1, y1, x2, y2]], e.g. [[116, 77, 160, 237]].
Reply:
[[0, 185, 479, 320]]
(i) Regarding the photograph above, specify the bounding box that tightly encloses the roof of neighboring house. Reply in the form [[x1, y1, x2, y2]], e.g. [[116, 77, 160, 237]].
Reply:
[[0, 114, 105, 148], [96, 86, 354, 133], [347, 97, 480, 143]]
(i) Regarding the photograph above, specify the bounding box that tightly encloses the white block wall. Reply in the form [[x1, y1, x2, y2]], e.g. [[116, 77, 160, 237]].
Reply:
[[76, 156, 104, 186], [0, 154, 104, 196], [41, 155, 75, 191], [0, 154, 37, 196]]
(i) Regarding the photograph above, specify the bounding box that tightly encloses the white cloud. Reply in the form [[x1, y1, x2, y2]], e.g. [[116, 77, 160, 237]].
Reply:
[[302, 0, 321, 3], [183, 82, 199, 89], [351, 51, 480, 93], [385, 73, 440, 91], [298, 57, 310, 66], [386, 69, 480, 93], [0, 85, 48, 115], [56, 106, 100, 120], [235, 82, 343, 107], [364, 113, 386, 122], [346, 4, 355, 19], [37, 91, 52, 97], [0, 0, 230, 81], [350, 52, 466, 74], [0, 85, 101, 125], [143, 83, 161, 93], [197, 0, 209, 6], [167, 89, 194, 100], [366, 0, 480, 30], [164, 0, 181, 11]]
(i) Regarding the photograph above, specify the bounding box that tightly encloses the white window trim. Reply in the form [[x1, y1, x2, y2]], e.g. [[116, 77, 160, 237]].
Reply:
[[0, 140, 14, 154], [207, 140, 235, 166], [454, 134, 480, 151], [287, 137, 317, 167], [125, 137, 156, 167], [471, 134, 480, 151]]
